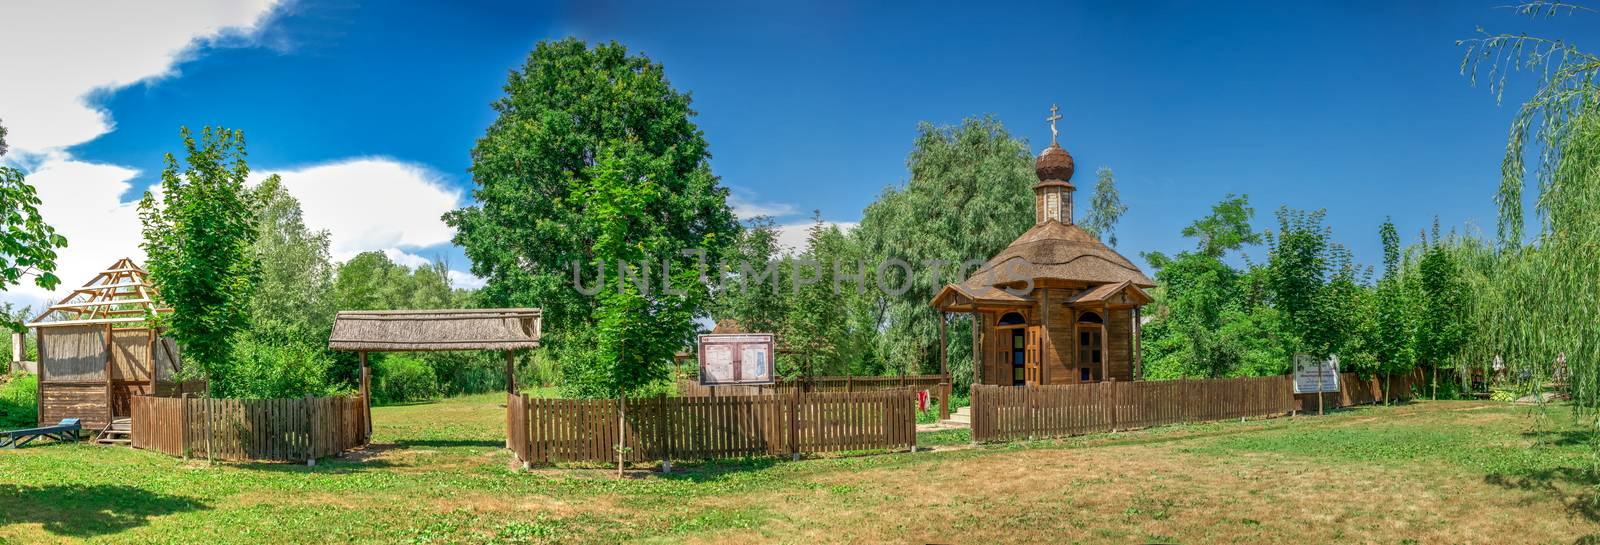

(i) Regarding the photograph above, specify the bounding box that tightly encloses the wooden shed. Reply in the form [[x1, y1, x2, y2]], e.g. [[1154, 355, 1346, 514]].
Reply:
[[930, 112, 1155, 387], [27, 258, 195, 432]]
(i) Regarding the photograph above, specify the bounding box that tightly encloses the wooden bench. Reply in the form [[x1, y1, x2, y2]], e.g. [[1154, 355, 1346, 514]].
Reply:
[[0, 418, 81, 448]]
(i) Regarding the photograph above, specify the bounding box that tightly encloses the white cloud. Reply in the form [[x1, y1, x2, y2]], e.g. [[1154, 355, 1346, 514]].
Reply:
[[775, 221, 858, 254], [447, 270, 487, 290], [0, 1, 281, 155], [727, 190, 798, 220], [252, 158, 463, 261], [1, 155, 146, 312], [382, 249, 432, 269]]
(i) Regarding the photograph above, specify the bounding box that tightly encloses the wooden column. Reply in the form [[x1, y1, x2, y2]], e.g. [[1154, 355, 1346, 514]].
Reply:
[[104, 323, 113, 426], [1040, 289, 1051, 385], [938, 312, 949, 419], [938, 312, 947, 377], [9, 331, 21, 370], [971, 311, 982, 387], [1133, 307, 1144, 381], [1099, 303, 1109, 382], [359, 351, 371, 440], [505, 349, 518, 394]]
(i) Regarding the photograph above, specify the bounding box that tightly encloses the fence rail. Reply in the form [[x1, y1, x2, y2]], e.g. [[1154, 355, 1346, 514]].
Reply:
[[676, 374, 949, 396], [971, 376, 1295, 443], [130, 394, 368, 462], [508, 390, 918, 465]]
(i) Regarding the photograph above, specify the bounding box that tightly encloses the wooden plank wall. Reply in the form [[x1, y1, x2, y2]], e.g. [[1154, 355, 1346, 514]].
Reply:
[[1295, 371, 1425, 411], [129, 394, 368, 462], [970, 376, 1296, 443], [507, 390, 918, 465]]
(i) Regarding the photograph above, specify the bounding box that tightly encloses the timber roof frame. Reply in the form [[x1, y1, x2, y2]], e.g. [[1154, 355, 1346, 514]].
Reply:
[[27, 258, 172, 328]]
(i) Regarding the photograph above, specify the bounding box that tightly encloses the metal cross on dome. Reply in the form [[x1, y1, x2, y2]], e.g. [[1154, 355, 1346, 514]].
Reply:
[[1046, 104, 1063, 144]]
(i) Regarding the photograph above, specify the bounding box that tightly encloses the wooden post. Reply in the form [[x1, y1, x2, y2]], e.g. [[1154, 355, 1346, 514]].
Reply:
[[506, 349, 518, 395], [104, 323, 114, 429], [359, 352, 371, 441], [972, 313, 982, 387], [1040, 290, 1050, 385], [788, 386, 801, 461], [1133, 308, 1144, 381], [1316, 363, 1325, 417], [180, 393, 191, 460], [938, 312, 948, 379], [617, 391, 626, 478], [1099, 303, 1109, 382], [9, 331, 20, 371], [305, 395, 316, 466], [204, 396, 214, 465]]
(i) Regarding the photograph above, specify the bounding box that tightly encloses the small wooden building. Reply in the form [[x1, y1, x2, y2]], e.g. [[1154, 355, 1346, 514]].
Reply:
[[27, 258, 193, 431], [931, 113, 1154, 387]]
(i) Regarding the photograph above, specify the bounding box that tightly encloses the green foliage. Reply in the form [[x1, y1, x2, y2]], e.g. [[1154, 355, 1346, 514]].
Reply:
[[0, 120, 68, 333], [1460, 4, 1600, 407], [249, 175, 335, 345], [1413, 224, 1471, 376], [138, 127, 260, 395], [0, 372, 36, 430], [856, 115, 1034, 388], [1082, 167, 1129, 247], [779, 214, 875, 379], [1264, 207, 1365, 361], [226, 338, 340, 399], [0, 117, 8, 157], [711, 216, 788, 334], [1141, 194, 1284, 379], [447, 39, 737, 398], [1371, 218, 1416, 381], [1181, 193, 1262, 259], [372, 354, 440, 404], [331, 251, 457, 312]]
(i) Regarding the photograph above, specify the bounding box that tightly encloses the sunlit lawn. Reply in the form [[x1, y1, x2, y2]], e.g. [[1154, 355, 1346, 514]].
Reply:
[[0, 392, 1594, 544]]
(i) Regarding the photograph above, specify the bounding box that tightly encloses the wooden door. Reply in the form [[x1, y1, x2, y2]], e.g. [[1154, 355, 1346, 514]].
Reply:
[[1024, 326, 1042, 385], [1077, 327, 1103, 382]]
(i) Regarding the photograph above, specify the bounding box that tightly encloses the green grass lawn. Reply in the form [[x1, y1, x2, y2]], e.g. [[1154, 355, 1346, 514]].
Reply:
[[0, 394, 1594, 544]]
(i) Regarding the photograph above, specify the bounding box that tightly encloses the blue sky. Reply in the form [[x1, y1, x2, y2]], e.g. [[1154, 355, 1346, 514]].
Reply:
[[3, 0, 1593, 309]]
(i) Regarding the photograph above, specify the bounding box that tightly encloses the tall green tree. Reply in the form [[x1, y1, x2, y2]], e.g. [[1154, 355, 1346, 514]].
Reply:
[[1082, 167, 1129, 247], [249, 176, 335, 344], [1412, 222, 1471, 398], [139, 127, 260, 395], [710, 216, 788, 334], [0, 119, 68, 332], [1371, 218, 1416, 402], [855, 116, 1034, 388], [1264, 207, 1353, 361], [446, 38, 737, 397], [779, 213, 872, 380], [1181, 193, 1262, 259]]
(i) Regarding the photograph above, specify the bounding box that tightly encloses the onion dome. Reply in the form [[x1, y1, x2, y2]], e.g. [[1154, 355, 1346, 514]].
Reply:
[[1035, 143, 1075, 182]]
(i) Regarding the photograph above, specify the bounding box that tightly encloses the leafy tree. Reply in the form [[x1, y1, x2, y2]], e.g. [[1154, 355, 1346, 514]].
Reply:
[[139, 127, 260, 395], [780, 213, 872, 380], [0, 119, 68, 332], [710, 216, 788, 334], [1082, 167, 1129, 247], [446, 39, 737, 398], [1264, 207, 1340, 360], [1412, 222, 1471, 398], [1182, 193, 1261, 259], [855, 116, 1034, 389], [249, 176, 335, 344], [1371, 218, 1416, 402]]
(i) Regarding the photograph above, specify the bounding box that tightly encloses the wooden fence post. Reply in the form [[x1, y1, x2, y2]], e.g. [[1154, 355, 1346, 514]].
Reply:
[[204, 397, 214, 465], [180, 393, 191, 460], [789, 387, 801, 461], [305, 395, 316, 466], [938, 381, 950, 421]]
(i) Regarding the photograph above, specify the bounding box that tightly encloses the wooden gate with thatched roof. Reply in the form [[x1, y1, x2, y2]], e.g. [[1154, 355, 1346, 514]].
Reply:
[[328, 308, 543, 438]]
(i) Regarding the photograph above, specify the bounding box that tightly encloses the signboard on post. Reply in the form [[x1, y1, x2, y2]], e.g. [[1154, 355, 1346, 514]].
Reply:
[[697, 334, 775, 386], [1292, 354, 1340, 394]]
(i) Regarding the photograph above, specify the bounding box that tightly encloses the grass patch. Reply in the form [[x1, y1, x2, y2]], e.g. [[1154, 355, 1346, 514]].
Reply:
[[0, 395, 1593, 544]]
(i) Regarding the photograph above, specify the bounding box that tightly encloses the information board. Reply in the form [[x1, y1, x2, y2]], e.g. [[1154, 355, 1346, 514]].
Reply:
[[1292, 354, 1341, 394], [697, 334, 775, 386]]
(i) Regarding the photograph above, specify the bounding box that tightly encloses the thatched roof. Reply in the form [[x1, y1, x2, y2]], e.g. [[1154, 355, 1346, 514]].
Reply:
[[328, 308, 542, 352], [930, 222, 1154, 309]]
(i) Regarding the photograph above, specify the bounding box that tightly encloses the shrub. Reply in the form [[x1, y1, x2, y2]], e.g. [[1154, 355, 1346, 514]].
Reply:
[[0, 373, 38, 430], [374, 355, 439, 404], [228, 338, 341, 399]]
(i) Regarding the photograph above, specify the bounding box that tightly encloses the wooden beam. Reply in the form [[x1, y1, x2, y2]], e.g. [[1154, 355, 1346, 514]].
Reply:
[[505, 349, 517, 395], [1100, 303, 1109, 382]]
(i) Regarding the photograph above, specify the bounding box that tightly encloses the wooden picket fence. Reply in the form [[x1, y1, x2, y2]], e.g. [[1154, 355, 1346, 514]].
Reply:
[[130, 394, 368, 462], [507, 389, 919, 465], [676, 374, 949, 396], [970, 376, 1295, 443]]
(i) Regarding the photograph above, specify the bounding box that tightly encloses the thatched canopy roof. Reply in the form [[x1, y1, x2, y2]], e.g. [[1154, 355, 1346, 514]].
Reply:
[[930, 222, 1155, 310], [328, 308, 542, 352]]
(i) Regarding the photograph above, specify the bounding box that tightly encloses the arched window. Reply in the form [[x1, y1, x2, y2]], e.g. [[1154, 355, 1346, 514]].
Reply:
[[1077, 311, 1103, 324], [997, 312, 1026, 326]]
